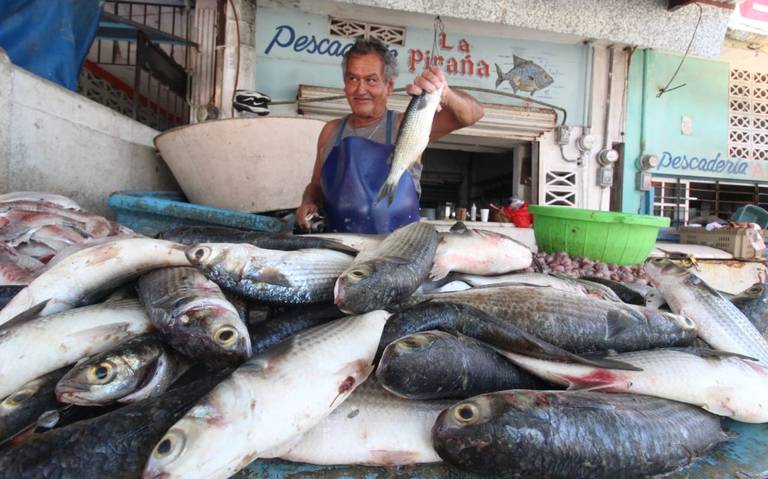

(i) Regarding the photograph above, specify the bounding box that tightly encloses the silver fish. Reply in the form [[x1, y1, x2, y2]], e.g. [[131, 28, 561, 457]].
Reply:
[[376, 87, 443, 205], [335, 222, 438, 314], [0, 238, 190, 325], [645, 258, 768, 363], [430, 222, 532, 280], [501, 347, 768, 423], [143, 311, 389, 479], [452, 272, 622, 302], [138, 267, 251, 366], [0, 299, 153, 400], [55, 335, 185, 406], [494, 55, 554, 95], [186, 244, 353, 304], [0, 366, 69, 443], [274, 379, 449, 466]]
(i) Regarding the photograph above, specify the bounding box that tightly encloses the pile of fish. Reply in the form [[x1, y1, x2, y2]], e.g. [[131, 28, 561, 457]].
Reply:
[[0, 192, 132, 287], [1, 196, 767, 479]]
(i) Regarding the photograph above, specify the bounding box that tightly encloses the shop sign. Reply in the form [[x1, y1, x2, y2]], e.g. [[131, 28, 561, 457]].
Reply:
[[654, 151, 768, 181], [408, 32, 491, 78]]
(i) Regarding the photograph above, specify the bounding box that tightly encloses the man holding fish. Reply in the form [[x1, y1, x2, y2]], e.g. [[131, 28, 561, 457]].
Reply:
[[296, 38, 484, 234]]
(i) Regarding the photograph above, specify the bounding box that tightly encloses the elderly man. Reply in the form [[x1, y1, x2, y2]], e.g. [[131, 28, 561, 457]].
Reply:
[[296, 38, 484, 234]]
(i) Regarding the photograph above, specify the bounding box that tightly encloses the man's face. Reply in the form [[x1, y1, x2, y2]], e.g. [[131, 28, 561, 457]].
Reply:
[[343, 53, 394, 120]]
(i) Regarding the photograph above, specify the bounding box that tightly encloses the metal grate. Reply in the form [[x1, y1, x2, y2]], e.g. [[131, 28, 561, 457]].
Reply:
[[329, 17, 405, 46], [544, 170, 577, 206], [729, 68, 768, 161]]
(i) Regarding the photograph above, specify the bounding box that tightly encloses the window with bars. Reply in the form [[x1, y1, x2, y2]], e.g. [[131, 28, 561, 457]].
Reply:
[[729, 69, 768, 161], [652, 177, 768, 225], [329, 17, 406, 46]]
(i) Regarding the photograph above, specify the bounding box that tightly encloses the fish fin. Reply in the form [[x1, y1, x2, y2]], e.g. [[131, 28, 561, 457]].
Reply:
[[605, 310, 641, 339], [495, 63, 504, 87], [449, 221, 469, 233], [375, 176, 398, 206], [490, 330, 641, 371], [513, 55, 527, 67], [510, 82, 519, 94], [320, 239, 359, 256], [0, 300, 50, 330], [244, 267, 292, 288], [429, 260, 452, 281], [675, 347, 759, 362]]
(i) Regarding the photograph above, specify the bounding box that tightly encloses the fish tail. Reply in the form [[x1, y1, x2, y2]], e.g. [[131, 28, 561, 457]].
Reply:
[[494, 63, 504, 88], [375, 177, 399, 206]]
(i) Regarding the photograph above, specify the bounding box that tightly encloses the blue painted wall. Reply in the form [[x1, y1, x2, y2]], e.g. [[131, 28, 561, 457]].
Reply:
[[622, 49, 730, 213], [254, 5, 589, 125]]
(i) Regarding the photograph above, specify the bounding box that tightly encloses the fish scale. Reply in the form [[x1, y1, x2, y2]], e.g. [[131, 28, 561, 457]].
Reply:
[[645, 258, 768, 363], [423, 286, 697, 353]]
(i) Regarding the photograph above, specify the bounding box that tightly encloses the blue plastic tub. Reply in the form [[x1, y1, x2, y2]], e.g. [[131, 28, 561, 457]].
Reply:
[[108, 190, 288, 235]]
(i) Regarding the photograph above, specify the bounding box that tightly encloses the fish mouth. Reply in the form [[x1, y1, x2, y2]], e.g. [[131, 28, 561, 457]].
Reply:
[[55, 387, 93, 405]]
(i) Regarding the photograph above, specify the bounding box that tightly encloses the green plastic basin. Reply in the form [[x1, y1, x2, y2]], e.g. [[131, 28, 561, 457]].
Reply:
[[528, 205, 670, 265]]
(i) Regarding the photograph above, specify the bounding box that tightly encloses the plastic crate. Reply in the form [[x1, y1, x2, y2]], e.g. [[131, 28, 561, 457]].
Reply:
[[679, 227, 765, 259], [108, 190, 289, 235]]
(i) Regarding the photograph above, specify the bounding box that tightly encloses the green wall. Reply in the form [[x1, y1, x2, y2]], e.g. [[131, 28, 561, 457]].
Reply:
[[622, 49, 729, 213]]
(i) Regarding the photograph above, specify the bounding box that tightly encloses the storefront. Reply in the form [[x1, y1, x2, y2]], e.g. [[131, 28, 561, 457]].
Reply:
[[250, 1, 602, 216], [622, 1, 768, 224]]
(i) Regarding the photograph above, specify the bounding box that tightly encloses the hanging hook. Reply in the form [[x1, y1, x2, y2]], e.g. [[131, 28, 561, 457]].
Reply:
[[431, 16, 444, 67]]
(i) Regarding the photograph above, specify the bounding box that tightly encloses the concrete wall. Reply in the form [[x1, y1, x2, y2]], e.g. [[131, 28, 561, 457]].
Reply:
[[621, 49, 729, 214], [0, 50, 179, 217]]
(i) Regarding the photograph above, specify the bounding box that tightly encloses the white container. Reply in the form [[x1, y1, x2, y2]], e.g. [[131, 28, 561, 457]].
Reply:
[[154, 117, 325, 212], [480, 208, 490, 222], [470, 203, 477, 221]]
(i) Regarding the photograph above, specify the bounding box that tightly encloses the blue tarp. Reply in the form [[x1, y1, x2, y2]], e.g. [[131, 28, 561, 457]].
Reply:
[[0, 0, 102, 90]]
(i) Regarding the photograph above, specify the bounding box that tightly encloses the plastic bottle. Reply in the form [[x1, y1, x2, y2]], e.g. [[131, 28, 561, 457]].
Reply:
[[470, 203, 477, 221]]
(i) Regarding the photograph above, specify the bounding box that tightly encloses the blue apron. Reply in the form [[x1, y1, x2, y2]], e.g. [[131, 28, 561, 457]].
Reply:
[[320, 111, 420, 234]]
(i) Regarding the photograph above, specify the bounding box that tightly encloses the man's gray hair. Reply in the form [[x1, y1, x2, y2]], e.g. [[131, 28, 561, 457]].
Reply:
[[341, 38, 398, 82]]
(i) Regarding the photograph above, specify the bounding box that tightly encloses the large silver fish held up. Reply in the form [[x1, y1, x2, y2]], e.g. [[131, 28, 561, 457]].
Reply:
[[376, 87, 443, 205]]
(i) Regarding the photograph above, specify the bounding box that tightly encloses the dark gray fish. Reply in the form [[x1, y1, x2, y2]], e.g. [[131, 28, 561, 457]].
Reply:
[[249, 303, 345, 354], [379, 302, 638, 371], [138, 267, 251, 367], [335, 222, 438, 314], [377, 330, 550, 399], [0, 377, 222, 479], [579, 276, 646, 305], [55, 335, 186, 406], [423, 286, 697, 353], [0, 366, 69, 444], [156, 225, 358, 255], [0, 285, 24, 309], [494, 55, 554, 95], [433, 390, 726, 479], [730, 282, 768, 338]]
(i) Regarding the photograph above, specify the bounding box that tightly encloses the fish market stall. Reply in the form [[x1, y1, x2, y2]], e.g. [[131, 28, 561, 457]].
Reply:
[[4, 193, 768, 479]]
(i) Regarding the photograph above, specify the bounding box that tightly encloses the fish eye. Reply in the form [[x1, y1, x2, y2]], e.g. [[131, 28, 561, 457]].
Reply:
[[87, 362, 116, 384], [348, 269, 369, 281], [453, 403, 479, 424], [189, 246, 210, 263], [399, 334, 431, 349], [214, 326, 239, 347], [152, 429, 186, 461]]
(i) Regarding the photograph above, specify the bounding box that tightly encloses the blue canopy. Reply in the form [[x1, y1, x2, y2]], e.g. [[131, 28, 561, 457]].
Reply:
[[0, 0, 102, 90]]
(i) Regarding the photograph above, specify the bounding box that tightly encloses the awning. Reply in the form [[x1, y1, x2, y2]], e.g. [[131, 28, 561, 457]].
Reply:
[[297, 85, 557, 152]]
